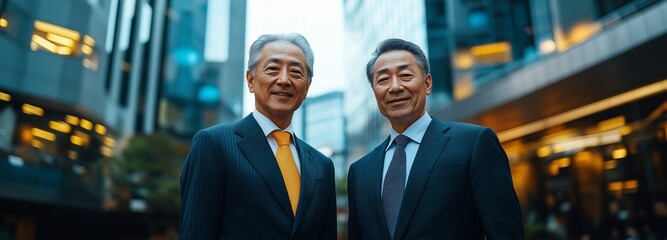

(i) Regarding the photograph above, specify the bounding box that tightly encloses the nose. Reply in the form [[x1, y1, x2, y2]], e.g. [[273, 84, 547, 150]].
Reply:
[[388, 75, 403, 93], [276, 68, 291, 86]]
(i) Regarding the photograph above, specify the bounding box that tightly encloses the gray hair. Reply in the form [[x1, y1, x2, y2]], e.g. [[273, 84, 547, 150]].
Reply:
[[365, 38, 430, 85], [247, 33, 314, 79]]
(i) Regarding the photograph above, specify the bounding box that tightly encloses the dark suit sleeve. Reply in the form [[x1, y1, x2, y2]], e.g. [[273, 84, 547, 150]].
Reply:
[[346, 164, 361, 240], [470, 128, 525, 239], [180, 130, 225, 239], [320, 159, 338, 240]]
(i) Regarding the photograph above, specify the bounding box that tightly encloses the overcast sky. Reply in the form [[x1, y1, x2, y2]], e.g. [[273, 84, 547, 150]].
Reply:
[[242, 0, 346, 114]]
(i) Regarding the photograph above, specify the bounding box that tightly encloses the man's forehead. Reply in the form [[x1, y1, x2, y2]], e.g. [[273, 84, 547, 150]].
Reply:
[[263, 56, 306, 67]]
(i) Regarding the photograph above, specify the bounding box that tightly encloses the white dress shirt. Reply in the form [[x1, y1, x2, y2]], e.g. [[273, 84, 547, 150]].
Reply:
[[253, 110, 302, 173]]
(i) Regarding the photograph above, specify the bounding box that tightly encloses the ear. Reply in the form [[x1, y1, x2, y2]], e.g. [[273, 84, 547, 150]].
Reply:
[[246, 70, 255, 93], [425, 74, 432, 95]]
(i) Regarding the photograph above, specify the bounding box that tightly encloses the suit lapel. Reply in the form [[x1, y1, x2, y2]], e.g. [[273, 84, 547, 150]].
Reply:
[[394, 119, 451, 239], [369, 137, 392, 239], [236, 115, 294, 217], [292, 138, 315, 234]]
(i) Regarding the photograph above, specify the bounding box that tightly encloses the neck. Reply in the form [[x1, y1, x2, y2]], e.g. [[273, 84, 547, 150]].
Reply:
[[272, 118, 291, 130], [390, 111, 425, 134], [257, 109, 292, 130]]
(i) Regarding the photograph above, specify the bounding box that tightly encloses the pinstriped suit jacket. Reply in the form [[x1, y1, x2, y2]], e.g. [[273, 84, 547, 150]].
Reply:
[[179, 114, 337, 239]]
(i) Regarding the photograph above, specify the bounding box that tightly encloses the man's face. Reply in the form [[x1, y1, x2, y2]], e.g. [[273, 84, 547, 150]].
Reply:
[[371, 50, 432, 129], [247, 41, 311, 120]]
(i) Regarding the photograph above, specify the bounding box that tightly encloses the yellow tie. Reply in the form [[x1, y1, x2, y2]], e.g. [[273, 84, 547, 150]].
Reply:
[[271, 131, 300, 215]]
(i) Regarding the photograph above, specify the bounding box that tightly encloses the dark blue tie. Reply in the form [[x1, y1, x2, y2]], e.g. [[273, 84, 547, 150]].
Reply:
[[383, 134, 410, 239]]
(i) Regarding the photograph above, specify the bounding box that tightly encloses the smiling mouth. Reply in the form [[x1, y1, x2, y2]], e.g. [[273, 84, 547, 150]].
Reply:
[[272, 91, 294, 97], [387, 97, 410, 104]]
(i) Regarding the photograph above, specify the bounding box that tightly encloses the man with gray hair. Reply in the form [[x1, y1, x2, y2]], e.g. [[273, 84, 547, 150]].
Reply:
[[180, 33, 337, 239], [347, 38, 523, 239]]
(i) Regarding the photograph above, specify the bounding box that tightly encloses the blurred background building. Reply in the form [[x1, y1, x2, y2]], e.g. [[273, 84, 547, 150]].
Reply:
[[343, 0, 667, 239], [342, 0, 430, 170], [0, 0, 245, 238], [1, 0, 667, 239]]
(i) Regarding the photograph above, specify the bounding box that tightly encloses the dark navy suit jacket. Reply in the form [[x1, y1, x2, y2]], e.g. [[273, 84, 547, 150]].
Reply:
[[180, 114, 337, 239], [347, 118, 524, 239]]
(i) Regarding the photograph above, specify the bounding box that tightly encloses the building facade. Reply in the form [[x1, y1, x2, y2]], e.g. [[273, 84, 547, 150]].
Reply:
[[0, 0, 246, 238], [159, 0, 246, 140], [343, 0, 667, 238], [432, 0, 667, 238], [342, 0, 429, 167]]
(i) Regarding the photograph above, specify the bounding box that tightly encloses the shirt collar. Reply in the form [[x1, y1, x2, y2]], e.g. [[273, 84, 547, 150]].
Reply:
[[253, 110, 297, 143], [385, 112, 432, 151]]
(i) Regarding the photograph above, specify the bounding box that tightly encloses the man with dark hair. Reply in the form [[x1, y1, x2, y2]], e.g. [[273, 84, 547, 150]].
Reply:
[[347, 38, 524, 239], [180, 33, 337, 239]]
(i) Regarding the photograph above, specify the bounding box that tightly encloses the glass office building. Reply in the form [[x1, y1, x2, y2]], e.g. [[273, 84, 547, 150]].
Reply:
[[431, 0, 667, 238], [344, 0, 667, 238], [159, 0, 246, 140], [301, 92, 346, 181], [342, 0, 429, 167], [0, 0, 245, 238]]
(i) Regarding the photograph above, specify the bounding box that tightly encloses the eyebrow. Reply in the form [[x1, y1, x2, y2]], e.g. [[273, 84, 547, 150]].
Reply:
[[265, 57, 305, 69], [375, 64, 412, 77]]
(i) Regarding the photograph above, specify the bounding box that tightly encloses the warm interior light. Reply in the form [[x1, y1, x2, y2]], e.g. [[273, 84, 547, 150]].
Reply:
[[0, 18, 7, 28], [32, 34, 57, 53], [101, 146, 113, 157], [80, 119, 93, 130], [22, 104, 44, 116], [574, 151, 592, 161], [498, 79, 667, 142], [32, 128, 55, 141], [71, 135, 83, 146], [549, 163, 560, 176], [56, 46, 73, 55], [612, 148, 627, 159], [0, 91, 10, 101], [624, 179, 638, 190], [83, 58, 98, 71], [46, 33, 75, 47], [49, 121, 71, 133], [556, 157, 570, 168], [619, 126, 632, 136], [553, 143, 568, 153], [68, 150, 78, 160], [470, 41, 512, 64], [65, 115, 80, 125], [537, 146, 551, 158], [95, 124, 107, 135], [103, 136, 116, 147], [454, 74, 475, 101], [471, 42, 511, 56], [567, 22, 600, 47], [83, 35, 95, 46], [34, 20, 80, 41], [605, 160, 617, 170], [539, 40, 556, 54], [454, 51, 474, 69], [598, 116, 625, 132], [31, 139, 43, 149], [608, 181, 623, 191], [74, 130, 90, 143], [81, 44, 93, 55]]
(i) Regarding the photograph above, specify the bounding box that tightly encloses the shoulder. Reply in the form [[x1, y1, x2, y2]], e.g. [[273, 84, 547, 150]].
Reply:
[[445, 121, 487, 132], [443, 121, 495, 136], [349, 141, 384, 171], [190, 122, 240, 147]]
